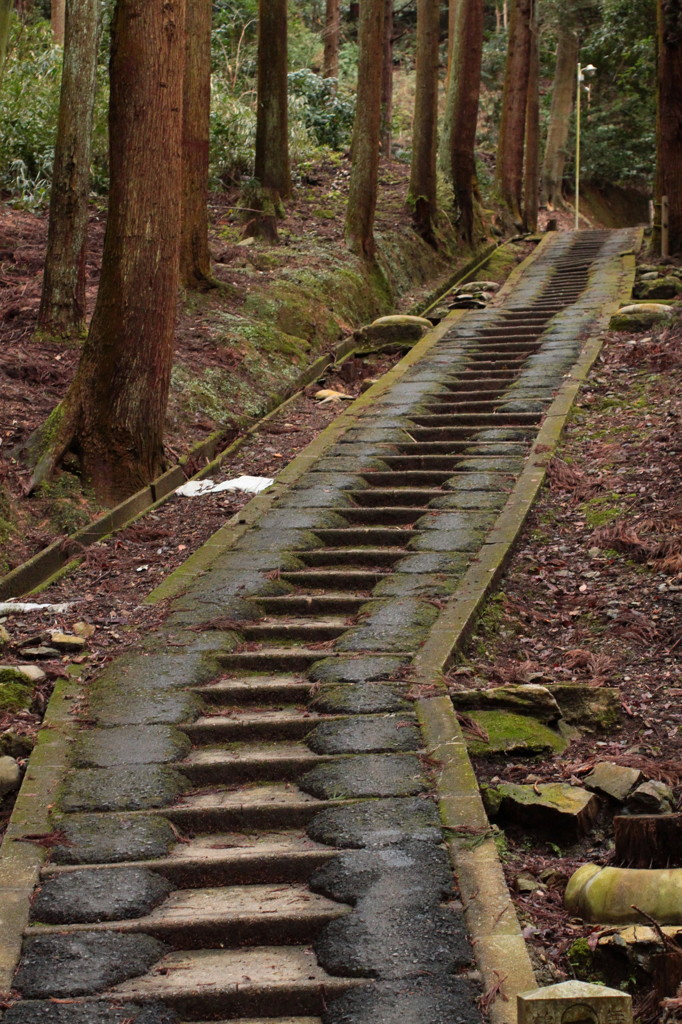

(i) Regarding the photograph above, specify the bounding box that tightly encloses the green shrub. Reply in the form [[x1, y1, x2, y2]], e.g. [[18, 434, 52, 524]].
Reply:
[[288, 68, 355, 150]]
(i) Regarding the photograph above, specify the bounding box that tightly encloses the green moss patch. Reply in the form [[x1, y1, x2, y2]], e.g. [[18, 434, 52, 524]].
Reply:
[[464, 710, 567, 757]]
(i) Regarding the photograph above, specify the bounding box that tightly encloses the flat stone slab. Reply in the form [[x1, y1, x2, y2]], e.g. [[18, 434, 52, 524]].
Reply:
[[483, 782, 600, 837], [15, 932, 167, 998], [73, 726, 192, 768], [31, 868, 173, 925], [462, 710, 567, 757], [306, 716, 421, 755], [61, 766, 190, 813], [307, 797, 441, 848], [52, 813, 176, 865], [334, 598, 438, 654], [310, 841, 454, 905], [300, 754, 427, 800], [584, 762, 642, 802], [312, 683, 410, 715], [450, 684, 561, 723], [309, 656, 408, 684]]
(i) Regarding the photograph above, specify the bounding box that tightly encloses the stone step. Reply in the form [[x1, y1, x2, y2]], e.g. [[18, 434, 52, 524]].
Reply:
[[28, 883, 348, 946], [106, 946, 365, 1018], [240, 619, 349, 642], [296, 547, 406, 567], [182, 742, 326, 783], [166, 783, 334, 832], [43, 832, 335, 886], [255, 593, 369, 614], [184, 710, 333, 743], [194, 675, 312, 705]]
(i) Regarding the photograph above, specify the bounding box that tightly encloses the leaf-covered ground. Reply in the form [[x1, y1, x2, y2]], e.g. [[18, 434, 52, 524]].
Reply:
[[453, 314, 682, 1016]]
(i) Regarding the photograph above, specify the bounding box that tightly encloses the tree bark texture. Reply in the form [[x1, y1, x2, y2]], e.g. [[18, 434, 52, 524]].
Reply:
[[0, 0, 12, 88], [51, 0, 65, 43], [46, 0, 186, 505], [438, 0, 458, 175], [657, 0, 682, 253], [496, 0, 532, 224], [254, 0, 291, 200], [408, 0, 440, 244], [38, 0, 99, 337], [180, 0, 214, 290], [541, 25, 578, 209], [380, 0, 393, 155], [614, 814, 682, 868], [323, 0, 340, 78], [345, 0, 384, 259], [522, 0, 539, 231], [445, 0, 484, 244]]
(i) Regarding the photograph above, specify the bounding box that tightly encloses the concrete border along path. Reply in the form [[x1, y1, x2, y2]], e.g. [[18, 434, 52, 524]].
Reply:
[[0, 229, 638, 1024]]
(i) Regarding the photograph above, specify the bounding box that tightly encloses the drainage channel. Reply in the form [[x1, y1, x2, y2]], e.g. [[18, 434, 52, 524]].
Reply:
[[0, 229, 638, 1024]]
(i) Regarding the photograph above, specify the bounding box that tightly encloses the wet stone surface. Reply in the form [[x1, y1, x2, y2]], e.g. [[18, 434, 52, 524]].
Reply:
[[310, 841, 454, 905], [2, 1003, 180, 1024], [15, 933, 167, 998], [52, 814, 176, 865], [306, 715, 421, 755], [309, 656, 408, 684], [31, 867, 173, 924], [61, 765, 190, 813], [307, 797, 441, 848], [312, 683, 411, 715], [322, 976, 481, 1024], [300, 753, 427, 800], [73, 725, 191, 768]]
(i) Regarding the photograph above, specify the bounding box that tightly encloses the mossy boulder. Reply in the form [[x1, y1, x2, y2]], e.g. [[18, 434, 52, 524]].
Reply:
[[547, 685, 621, 732], [463, 710, 567, 757], [0, 669, 33, 712], [565, 863, 682, 924], [450, 684, 561, 724], [634, 276, 682, 300], [361, 314, 432, 343], [483, 782, 599, 837], [609, 303, 674, 332]]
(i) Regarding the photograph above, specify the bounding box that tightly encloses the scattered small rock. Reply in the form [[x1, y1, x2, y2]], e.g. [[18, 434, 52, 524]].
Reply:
[[609, 302, 675, 332], [483, 781, 600, 837], [0, 625, 10, 646], [0, 755, 21, 798], [514, 872, 546, 894], [584, 762, 642, 803], [49, 632, 87, 651], [627, 779, 675, 814], [20, 647, 59, 659]]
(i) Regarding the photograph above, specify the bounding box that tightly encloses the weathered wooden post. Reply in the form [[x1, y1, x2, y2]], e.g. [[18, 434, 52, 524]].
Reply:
[[518, 981, 633, 1024]]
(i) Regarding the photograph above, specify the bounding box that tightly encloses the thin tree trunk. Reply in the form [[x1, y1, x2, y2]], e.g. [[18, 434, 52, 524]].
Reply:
[[408, 0, 440, 244], [0, 0, 13, 88], [522, 0, 539, 231], [380, 0, 393, 156], [323, 0, 340, 78], [32, 0, 186, 505], [180, 0, 214, 290], [496, 0, 532, 225], [656, 0, 682, 254], [51, 0, 65, 43], [447, 0, 484, 244], [345, 0, 384, 258], [541, 25, 578, 209], [247, 0, 291, 240], [37, 0, 99, 337]]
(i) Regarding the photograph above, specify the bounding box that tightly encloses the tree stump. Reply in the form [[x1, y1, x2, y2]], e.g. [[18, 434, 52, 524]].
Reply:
[[614, 814, 682, 868]]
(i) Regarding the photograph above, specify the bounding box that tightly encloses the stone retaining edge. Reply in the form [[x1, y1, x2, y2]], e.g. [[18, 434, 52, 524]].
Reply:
[[412, 237, 640, 1024]]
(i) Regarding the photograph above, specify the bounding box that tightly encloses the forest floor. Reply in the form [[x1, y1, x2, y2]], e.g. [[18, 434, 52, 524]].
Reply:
[[2, 168, 680, 1014]]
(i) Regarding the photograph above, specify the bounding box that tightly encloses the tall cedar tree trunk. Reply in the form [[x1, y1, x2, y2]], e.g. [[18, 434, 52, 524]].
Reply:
[[541, 24, 578, 209], [32, 0, 186, 505], [248, 0, 291, 240], [657, 0, 682, 253], [408, 0, 440, 245], [446, 0, 484, 244], [380, 0, 393, 155], [496, 0, 532, 224], [0, 0, 13, 87], [180, 0, 214, 289], [345, 0, 384, 258], [37, 0, 99, 337], [323, 0, 340, 78], [438, 0, 458, 174], [51, 0, 65, 43], [522, 0, 539, 231]]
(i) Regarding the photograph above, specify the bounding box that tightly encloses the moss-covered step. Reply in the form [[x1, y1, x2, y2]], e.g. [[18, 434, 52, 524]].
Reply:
[[461, 710, 567, 757], [482, 781, 599, 838]]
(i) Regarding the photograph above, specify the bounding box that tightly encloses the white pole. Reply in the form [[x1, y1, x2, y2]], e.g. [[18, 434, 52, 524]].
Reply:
[[575, 62, 581, 231]]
